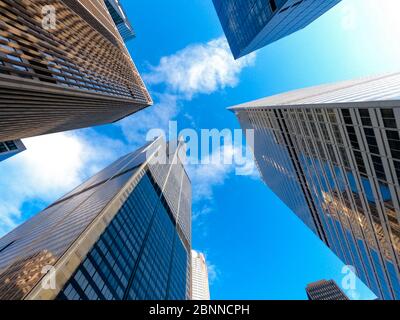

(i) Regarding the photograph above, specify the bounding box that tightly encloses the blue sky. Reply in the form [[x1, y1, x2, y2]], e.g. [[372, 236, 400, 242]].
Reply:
[[1, 0, 400, 300]]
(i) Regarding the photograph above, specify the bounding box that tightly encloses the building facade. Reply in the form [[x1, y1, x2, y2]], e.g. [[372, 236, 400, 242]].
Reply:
[[0, 140, 26, 162], [212, 0, 342, 59], [105, 0, 136, 42], [0, 137, 192, 300], [230, 73, 400, 300], [306, 280, 349, 300], [191, 250, 210, 300], [0, 0, 152, 143]]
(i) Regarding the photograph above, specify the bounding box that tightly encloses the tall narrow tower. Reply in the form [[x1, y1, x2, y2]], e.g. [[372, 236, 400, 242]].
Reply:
[[230, 73, 400, 300], [0, 137, 191, 300], [0, 0, 152, 143], [306, 280, 349, 300], [191, 250, 211, 300], [213, 0, 342, 59]]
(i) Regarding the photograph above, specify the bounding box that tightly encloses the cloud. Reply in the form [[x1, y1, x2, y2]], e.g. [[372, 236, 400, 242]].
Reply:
[[143, 36, 256, 99], [188, 142, 258, 203], [207, 261, 219, 286], [0, 130, 127, 236]]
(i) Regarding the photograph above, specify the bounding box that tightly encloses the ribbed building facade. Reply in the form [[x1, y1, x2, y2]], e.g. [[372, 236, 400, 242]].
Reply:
[[0, 137, 192, 300], [306, 280, 349, 300], [191, 250, 210, 300], [230, 73, 400, 300], [0, 0, 152, 143], [0, 139, 25, 162], [212, 0, 341, 59]]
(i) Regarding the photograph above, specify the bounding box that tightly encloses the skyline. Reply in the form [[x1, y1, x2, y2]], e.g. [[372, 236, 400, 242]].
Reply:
[[1, 0, 399, 300]]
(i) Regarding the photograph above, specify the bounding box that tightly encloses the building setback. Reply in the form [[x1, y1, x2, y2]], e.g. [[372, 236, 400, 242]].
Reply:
[[0, 137, 192, 300], [191, 250, 210, 300], [212, 0, 342, 59], [0, 0, 152, 143], [0, 140, 26, 162], [230, 72, 400, 300], [306, 280, 349, 300]]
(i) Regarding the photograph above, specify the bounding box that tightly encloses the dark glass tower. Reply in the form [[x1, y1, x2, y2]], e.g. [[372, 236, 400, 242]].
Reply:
[[306, 280, 349, 300], [212, 0, 342, 59], [0, 0, 152, 143], [0, 137, 191, 300], [105, 0, 136, 42], [230, 73, 400, 300], [0, 140, 25, 162]]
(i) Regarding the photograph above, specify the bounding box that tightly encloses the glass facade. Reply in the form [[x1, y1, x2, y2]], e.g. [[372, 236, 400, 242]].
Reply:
[[57, 173, 188, 300], [0, 138, 191, 300], [0, 139, 25, 162], [212, 0, 341, 58], [105, 0, 136, 42], [233, 74, 400, 300]]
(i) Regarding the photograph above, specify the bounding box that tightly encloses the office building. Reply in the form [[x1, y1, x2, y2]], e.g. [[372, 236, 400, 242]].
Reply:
[[105, 0, 136, 42], [0, 0, 152, 143], [191, 250, 210, 300], [0, 137, 192, 300], [306, 280, 349, 300], [230, 72, 400, 300], [0, 140, 26, 162], [212, 0, 342, 59]]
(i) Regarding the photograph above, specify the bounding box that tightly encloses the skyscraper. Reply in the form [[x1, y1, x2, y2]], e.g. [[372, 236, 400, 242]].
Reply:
[[306, 280, 349, 300], [212, 0, 342, 59], [230, 72, 400, 300], [0, 0, 152, 143], [105, 0, 136, 42], [0, 140, 26, 162], [0, 137, 192, 300], [191, 250, 210, 300]]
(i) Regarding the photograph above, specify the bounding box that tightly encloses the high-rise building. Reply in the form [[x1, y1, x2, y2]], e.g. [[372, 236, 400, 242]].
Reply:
[[230, 72, 400, 300], [212, 0, 342, 59], [191, 250, 210, 300], [0, 0, 152, 143], [105, 0, 136, 42], [0, 140, 26, 162], [0, 137, 192, 300], [306, 280, 349, 300]]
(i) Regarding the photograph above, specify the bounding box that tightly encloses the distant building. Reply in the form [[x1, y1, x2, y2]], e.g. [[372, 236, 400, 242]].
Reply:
[[0, 140, 26, 162], [0, 0, 151, 143], [306, 280, 349, 300], [0, 137, 192, 300], [191, 250, 210, 300], [212, 0, 342, 59], [230, 72, 400, 300], [105, 0, 136, 42]]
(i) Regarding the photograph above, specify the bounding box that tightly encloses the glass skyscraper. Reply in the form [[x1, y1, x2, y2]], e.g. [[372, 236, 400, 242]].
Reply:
[[212, 0, 342, 59], [0, 137, 192, 300], [306, 280, 349, 300], [105, 0, 136, 42], [230, 73, 400, 300], [0, 140, 25, 162]]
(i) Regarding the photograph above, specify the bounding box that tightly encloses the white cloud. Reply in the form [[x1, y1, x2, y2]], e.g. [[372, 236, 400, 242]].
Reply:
[[188, 142, 257, 203], [144, 37, 256, 99], [0, 130, 127, 236]]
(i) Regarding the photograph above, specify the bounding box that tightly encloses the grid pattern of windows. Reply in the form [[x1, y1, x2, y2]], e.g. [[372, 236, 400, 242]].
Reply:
[[0, 140, 18, 154], [213, 0, 341, 58], [306, 280, 349, 300], [57, 172, 189, 300], [236, 106, 400, 300]]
